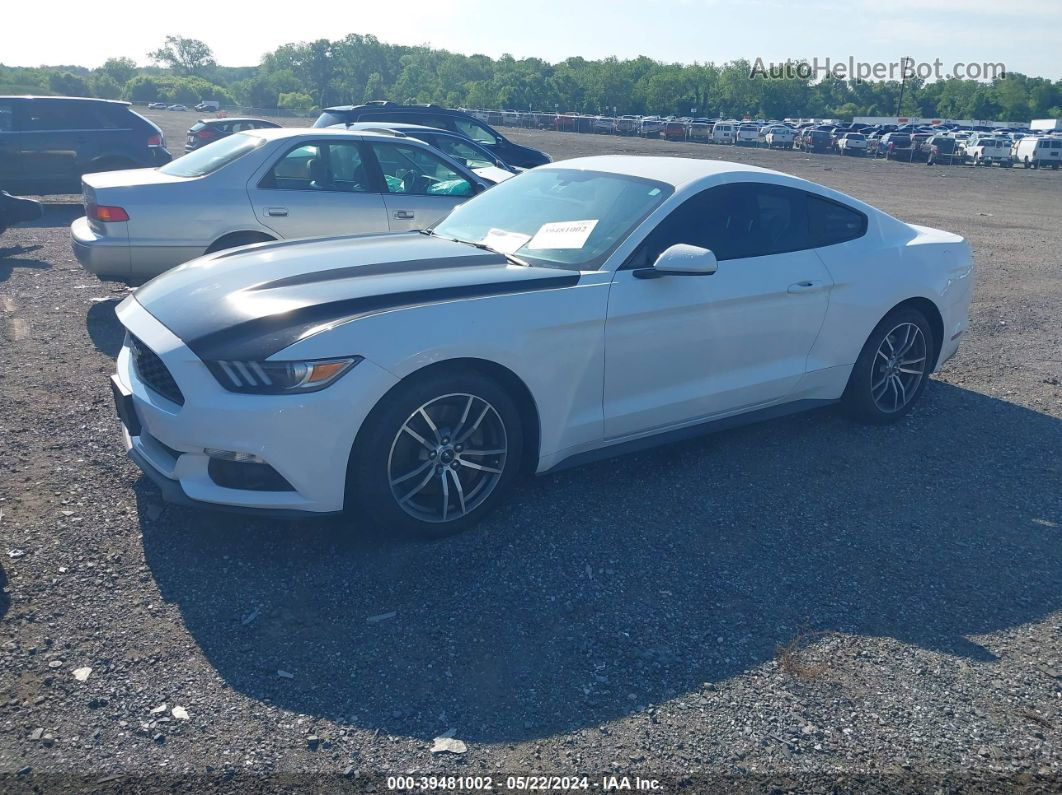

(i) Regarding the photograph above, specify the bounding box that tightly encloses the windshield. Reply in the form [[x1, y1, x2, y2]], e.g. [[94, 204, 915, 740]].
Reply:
[[160, 133, 265, 177], [432, 168, 673, 271]]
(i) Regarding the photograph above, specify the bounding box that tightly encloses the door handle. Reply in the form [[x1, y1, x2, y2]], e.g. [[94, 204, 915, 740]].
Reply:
[[393, 210, 415, 220], [787, 280, 826, 294], [266, 207, 288, 217]]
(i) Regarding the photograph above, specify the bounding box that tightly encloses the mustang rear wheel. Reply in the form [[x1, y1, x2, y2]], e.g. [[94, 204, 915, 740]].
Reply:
[[842, 308, 935, 424], [349, 368, 523, 538]]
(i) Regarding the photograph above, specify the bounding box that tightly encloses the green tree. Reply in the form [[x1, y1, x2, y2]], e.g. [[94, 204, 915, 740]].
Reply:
[[91, 73, 122, 99], [48, 71, 89, 97], [99, 57, 138, 86], [148, 35, 216, 76]]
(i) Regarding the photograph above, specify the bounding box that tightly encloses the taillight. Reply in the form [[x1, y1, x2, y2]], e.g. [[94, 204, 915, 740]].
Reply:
[[195, 129, 217, 141], [147, 133, 163, 147], [88, 203, 129, 222]]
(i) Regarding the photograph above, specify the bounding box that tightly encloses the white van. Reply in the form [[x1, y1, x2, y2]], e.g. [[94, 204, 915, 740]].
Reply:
[[711, 122, 736, 144], [1012, 136, 1062, 169]]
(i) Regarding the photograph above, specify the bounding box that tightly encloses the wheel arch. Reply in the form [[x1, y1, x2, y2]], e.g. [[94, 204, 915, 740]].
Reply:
[[205, 229, 276, 254], [354, 357, 542, 476], [883, 296, 944, 369]]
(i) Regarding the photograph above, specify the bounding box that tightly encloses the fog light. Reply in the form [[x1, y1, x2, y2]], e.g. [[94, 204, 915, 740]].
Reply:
[[204, 448, 266, 464]]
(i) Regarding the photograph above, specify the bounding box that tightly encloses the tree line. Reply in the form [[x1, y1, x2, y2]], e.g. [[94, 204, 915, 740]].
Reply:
[[2, 34, 1060, 122]]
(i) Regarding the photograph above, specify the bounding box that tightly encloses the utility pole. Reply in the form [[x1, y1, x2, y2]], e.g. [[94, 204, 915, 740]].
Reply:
[[895, 56, 913, 116]]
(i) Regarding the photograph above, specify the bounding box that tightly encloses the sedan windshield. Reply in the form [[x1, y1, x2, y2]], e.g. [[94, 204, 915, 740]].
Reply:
[[160, 133, 265, 177], [432, 168, 673, 270]]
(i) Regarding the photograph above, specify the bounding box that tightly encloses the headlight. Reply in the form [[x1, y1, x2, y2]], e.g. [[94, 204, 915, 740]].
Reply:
[[205, 357, 362, 395]]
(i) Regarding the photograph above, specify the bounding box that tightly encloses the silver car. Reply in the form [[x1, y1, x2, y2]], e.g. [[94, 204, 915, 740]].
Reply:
[[71, 128, 492, 282]]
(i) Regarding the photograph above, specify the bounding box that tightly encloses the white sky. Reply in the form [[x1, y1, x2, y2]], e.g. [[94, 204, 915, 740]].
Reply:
[[2, 0, 1060, 80]]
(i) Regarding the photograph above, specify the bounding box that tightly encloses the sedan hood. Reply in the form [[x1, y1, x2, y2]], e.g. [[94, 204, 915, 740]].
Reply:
[[130, 232, 579, 361]]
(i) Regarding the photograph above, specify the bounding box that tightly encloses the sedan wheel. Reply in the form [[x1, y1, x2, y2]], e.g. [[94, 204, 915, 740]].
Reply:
[[843, 308, 935, 424], [349, 369, 523, 537], [388, 393, 508, 524]]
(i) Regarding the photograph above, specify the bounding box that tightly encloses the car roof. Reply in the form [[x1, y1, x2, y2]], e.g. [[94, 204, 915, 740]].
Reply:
[[540, 156, 784, 188], [200, 117, 278, 124], [339, 122, 450, 134], [242, 127, 421, 142], [0, 95, 130, 106]]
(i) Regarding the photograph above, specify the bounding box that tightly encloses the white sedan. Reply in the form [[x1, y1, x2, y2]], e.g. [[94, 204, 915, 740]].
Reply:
[[110, 157, 974, 537], [71, 128, 493, 282]]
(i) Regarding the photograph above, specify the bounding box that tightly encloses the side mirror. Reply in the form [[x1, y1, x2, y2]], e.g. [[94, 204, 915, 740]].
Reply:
[[634, 244, 718, 279]]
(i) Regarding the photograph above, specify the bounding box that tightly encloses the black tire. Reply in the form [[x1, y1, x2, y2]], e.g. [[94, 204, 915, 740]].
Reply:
[[205, 231, 274, 254], [348, 367, 524, 539], [842, 307, 935, 425]]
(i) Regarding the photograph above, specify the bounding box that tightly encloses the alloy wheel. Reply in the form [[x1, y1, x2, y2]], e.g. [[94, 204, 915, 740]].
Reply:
[[871, 322, 928, 413], [387, 393, 508, 523]]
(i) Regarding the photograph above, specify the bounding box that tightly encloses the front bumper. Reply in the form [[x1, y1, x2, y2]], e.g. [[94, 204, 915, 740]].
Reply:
[[71, 216, 131, 278], [113, 297, 400, 514]]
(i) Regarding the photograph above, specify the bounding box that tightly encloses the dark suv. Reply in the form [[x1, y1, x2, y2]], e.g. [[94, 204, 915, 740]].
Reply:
[[0, 96, 171, 195], [314, 101, 551, 168]]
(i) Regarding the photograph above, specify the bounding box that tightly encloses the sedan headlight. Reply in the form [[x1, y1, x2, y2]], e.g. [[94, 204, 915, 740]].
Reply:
[[206, 357, 362, 395]]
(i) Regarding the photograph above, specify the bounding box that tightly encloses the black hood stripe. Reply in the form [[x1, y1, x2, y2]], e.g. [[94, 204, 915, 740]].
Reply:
[[185, 274, 581, 361], [209, 231, 401, 262], [247, 254, 506, 292]]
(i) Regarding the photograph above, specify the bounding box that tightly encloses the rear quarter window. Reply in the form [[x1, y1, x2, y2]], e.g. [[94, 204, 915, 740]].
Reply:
[[807, 194, 867, 247]]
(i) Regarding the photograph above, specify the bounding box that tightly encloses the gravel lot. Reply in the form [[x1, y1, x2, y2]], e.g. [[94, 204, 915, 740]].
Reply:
[[1, 114, 1060, 792]]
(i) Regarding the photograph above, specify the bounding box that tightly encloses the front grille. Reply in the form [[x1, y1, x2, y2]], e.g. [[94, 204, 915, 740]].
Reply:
[[127, 334, 185, 406]]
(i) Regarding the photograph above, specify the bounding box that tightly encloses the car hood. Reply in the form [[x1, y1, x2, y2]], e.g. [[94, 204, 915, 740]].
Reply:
[[472, 165, 517, 184], [128, 232, 579, 361]]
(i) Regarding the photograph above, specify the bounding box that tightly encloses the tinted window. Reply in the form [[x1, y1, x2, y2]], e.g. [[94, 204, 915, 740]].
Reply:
[[637, 183, 811, 263], [22, 101, 116, 131], [369, 142, 471, 196], [161, 133, 265, 177], [425, 135, 497, 169], [314, 112, 346, 128], [452, 117, 498, 145], [807, 194, 867, 247], [262, 141, 371, 192]]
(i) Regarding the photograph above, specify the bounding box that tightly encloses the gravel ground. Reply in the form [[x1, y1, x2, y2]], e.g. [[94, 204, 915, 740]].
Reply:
[[0, 119, 1060, 792]]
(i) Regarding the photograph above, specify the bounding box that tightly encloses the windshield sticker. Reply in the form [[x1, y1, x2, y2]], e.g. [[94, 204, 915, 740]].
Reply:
[[480, 228, 532, 254], [527, 219, 599, 250]]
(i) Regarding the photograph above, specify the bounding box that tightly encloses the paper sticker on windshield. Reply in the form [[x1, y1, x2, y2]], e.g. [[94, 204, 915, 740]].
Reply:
[[480, 228, 532, 254], [527, 219, 599, 250]]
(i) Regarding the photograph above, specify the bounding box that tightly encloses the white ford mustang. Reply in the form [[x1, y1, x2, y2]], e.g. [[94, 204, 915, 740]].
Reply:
[[111, 156, 974, 536]]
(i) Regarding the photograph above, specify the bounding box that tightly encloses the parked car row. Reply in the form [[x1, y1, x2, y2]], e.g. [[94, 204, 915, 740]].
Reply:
[[474, 108, 1062, 171]]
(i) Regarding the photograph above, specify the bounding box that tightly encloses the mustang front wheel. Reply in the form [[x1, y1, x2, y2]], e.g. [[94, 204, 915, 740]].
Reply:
[[349, 369, 523, 538]]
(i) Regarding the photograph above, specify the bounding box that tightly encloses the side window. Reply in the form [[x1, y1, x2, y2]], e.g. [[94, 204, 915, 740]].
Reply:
[[631, 182, 817, 267], [327, 142, 370, 192], [452, 118, 498, 146], [740, 183, 810, 257], [807, 194, 867, 247], [369, 142, 472, 197], [430, 136, 495, 169], [631, 184, 743, 266], [266, 143, 321, 190], [0, 102, 13, 132], [22, 102, 115, 131], [262, 142, 370, 192]]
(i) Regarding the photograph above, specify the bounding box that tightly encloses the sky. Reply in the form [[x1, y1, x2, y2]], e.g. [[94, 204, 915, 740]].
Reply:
[[2, 0, 1060, 80]]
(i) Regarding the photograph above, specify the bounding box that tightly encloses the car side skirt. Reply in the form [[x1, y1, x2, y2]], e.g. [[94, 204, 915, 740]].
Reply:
[[541, 398, 838, 475]]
